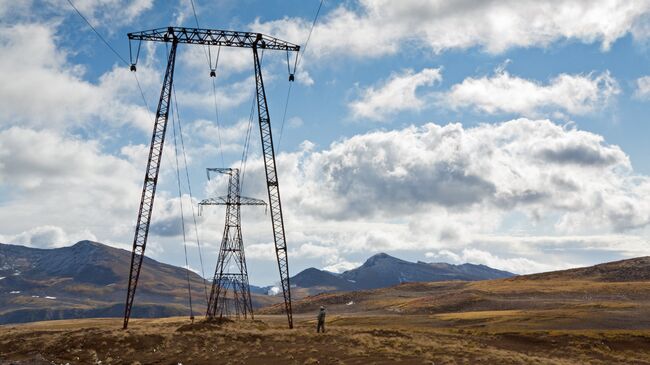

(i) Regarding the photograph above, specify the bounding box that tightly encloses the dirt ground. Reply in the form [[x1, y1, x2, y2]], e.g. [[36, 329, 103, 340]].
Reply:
[[2, 314, 650, 365]]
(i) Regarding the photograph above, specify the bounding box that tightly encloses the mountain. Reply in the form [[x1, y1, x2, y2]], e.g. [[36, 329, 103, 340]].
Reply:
[[262, 255, 650, 323], [289, 252, 514, 294], [291, 267, 357, 291], [0, 241, 281, 324]]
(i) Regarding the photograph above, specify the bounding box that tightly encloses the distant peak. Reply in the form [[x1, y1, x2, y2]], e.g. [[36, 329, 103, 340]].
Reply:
[[74, 240, 99, 246], [71, 240, 105, 249], [302, 267, 323, 273], [363, 252, 398, 266]]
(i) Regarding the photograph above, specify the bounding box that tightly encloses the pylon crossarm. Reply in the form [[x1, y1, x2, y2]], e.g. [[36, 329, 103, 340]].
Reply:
[[200, 196, 266, 206], [128, 27, 300, 52]]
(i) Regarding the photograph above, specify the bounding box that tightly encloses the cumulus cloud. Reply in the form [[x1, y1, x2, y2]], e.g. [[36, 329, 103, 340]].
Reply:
[[0, 127, 141, 242], [323, 260, 362, 273], [0, 225, 97, 249], [425, 248, 556, 274], [281, 119, 631, 225], [349, 68, 442, 121], [232, 118, 649, 274], [149, 194, 205, 238], [634, 76, 650, 99], [186, 118, 251, 155], [57, 0, 153, 27], [179, 45, 252, 77], [254, 0, 650, 60], [245, 243, 277, 261], [0, 23, 155, 132], [175, 76, 254, 112], [442, 70, 620, 117]]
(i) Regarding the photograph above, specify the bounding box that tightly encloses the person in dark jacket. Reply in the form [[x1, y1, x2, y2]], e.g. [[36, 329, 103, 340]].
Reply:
[[317, 306, 326, 333]]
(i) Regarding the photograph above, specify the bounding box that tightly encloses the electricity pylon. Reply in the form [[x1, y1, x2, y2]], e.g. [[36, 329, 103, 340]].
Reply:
[[123, 27, 299, 329], [199, 168, 265, 319]]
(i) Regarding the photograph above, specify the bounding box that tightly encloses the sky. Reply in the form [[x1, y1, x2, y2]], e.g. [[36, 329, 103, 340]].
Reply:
[[1, 0, 650, 286]]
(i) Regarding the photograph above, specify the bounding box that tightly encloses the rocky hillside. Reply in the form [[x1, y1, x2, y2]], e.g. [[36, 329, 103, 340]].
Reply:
[[0, 241, 280, 324], [510, 256, 650, 282]]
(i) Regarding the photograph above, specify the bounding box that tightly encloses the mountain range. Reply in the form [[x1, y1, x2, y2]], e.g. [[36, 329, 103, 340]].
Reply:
[[290, 252, 514, 295], [0, 240, 280, 324], [261, 256, 650, 323], [1, 241, 512, 324]]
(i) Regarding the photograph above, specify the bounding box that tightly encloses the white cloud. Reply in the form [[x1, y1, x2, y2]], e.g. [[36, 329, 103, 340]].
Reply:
[[245, 243, 277, 261], [323, 260, 362, 273], [443, 70, 620, 117], [185, 118, 252, 156], [254, 1, 650, 60], [349, 68, 442, 121], [0, 127, 141, 242], [425, 248, 556, 274], [288, 117, 304, 128], [292, 242, 339, 259], [234, 118, 649, 274], [0, 1, 33, 19], [0, 23, 155, 132], [175, 76, 254, 112], [179, 46, 252, 78], [58, 0, 153, 27], [294, 119, 632, 223], [634, 76, 650, 99], [0, 225, 98, 249]]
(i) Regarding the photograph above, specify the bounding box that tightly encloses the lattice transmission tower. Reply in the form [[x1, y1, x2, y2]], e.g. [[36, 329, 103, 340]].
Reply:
[[122, 27, 299, 329], [199, 168, 265, 319]]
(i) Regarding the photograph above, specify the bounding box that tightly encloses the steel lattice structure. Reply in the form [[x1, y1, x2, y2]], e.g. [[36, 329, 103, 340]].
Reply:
[[123, 27, 299, 329], [123, 40, 178, 329], [200, 168, 265, 319], [252, 41, 294, 326]]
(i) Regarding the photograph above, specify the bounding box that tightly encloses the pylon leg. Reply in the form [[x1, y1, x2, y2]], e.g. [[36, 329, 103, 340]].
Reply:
[[123, 40, 179, 330]]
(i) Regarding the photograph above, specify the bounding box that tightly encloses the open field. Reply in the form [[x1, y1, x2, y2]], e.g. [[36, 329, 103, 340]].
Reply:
[[1, 313, 650, 365], [2, 257, 650, 364]]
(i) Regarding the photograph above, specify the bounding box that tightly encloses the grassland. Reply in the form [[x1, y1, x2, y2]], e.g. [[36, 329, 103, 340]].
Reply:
[[2, 256, 650, 364], [1, 314, 649, 364]]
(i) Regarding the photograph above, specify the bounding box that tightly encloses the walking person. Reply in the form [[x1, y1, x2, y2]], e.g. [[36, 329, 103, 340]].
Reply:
[[316, 306, 326, 333]]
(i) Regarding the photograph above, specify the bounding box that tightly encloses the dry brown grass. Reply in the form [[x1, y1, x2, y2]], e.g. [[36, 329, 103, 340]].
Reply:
[[1, 314, 650, 364]]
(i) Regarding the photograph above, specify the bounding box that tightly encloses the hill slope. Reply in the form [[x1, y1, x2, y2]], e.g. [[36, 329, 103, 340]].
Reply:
[[0, 241, 280, 324], [512, 256, 650, 282], [263, 255, 650, 331]]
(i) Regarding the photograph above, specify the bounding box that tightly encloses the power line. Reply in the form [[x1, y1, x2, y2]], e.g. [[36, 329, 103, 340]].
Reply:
[[171, 85, 195, 320], [65, 0, 153, 124], [162, 37, 209, 306], [174, 87, 210, 305], [277, 0, 324, 151], [211, 64, 226, 167], [188, 0, 226, 167], [239, 51, 264, 193], [297, 0, 324, 70], [133, 73, 151, 113], [184, 3, 226, 298], [189, 0, 202, 29], [67, 0, 204, 316], [65, 0, 129, 66]]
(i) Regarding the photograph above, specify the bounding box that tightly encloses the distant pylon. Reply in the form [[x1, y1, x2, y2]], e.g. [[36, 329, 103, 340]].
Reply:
[[200, 168, 265, 319]]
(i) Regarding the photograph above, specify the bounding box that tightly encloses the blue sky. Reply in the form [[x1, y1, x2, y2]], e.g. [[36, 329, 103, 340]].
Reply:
[[1, 0, 650, 286]]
